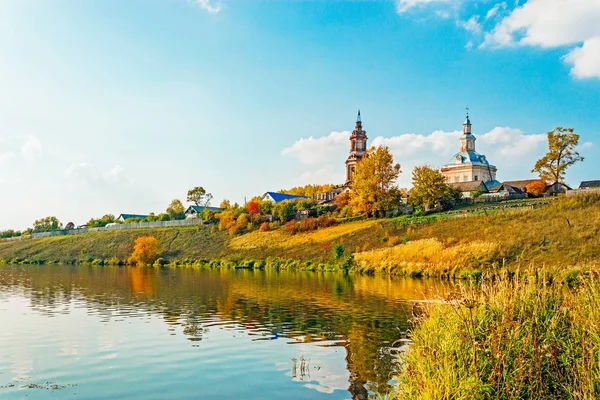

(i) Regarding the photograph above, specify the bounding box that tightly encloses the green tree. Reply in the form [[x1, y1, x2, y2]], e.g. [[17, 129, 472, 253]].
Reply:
[[166, 199, 185, 220], [532, 127, 584, 184], [87, 214, 116, 228], [272, 201, 297, 223], [409, 165, 461, 210], [187, 186, 213, 208], [32, 216, 63, 233], [350, 145, 402, 217]]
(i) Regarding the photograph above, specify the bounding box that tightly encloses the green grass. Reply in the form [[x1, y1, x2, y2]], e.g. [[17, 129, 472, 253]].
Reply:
[[1, 195, 600, 277], [395, 268, 600, 399]]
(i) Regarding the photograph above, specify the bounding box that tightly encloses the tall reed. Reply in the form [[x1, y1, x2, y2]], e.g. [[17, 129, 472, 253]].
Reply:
[[396, 270, 600, 399]]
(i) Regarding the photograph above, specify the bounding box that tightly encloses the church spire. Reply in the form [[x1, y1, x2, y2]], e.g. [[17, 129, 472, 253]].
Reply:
[[463, 105, 472, 135], [357, 109, 361, 122]]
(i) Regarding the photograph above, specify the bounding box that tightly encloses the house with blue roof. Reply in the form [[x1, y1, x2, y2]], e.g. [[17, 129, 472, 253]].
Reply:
[[261, 192, 310, 203], [116, 213, 149, 222]]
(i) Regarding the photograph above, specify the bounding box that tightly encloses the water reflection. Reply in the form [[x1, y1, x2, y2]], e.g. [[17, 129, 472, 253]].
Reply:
[[0, 265, 450, 399]]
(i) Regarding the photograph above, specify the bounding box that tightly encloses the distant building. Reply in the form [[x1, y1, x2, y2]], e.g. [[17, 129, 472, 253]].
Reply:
[[261, 192, 310, 203], [448, 180, 489, 198], [116, 213, 148, 222], [314, 187, 345, 204], [579, 180, 600, 189], [501, 179, 547, 194], [441, 110, 499, 190], [184, 205, 224, 219], [345, 110, 368, 186]]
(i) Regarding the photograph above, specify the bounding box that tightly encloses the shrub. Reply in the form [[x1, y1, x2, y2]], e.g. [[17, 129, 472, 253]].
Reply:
[[284, 220, 298, 234], [259, 222, 270, 232], [298, 217, 318, 232], [128, 236, 160, 266], [317, 215, 337, 228]]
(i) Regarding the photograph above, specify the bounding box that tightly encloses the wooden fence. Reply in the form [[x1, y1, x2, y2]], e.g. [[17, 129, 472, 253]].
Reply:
[[1, 218, 203, 242]]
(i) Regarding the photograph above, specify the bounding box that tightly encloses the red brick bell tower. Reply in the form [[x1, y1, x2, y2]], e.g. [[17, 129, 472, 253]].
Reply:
[[345, 110, 368, 186]]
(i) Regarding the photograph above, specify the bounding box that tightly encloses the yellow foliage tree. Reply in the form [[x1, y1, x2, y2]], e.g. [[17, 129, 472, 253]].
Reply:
[[526, 180, 547, 197], [350, 145, 401, 217], [128, 236, 160, 266]]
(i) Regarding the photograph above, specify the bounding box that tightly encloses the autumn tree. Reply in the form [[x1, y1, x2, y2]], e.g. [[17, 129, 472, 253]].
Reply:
[[409, 165, 461, 210], [334, 191, 351, 209], [128, 236, 160, 266], [219, 199, 232, 209], [350, 146, 401, 217], [526, 180, 547, 197], [187, 186, 213, 208], [32, 216, 63, 233], [246, 201, 261, 216], [532, 127, 584, 184], [166, 199, 185, 220]]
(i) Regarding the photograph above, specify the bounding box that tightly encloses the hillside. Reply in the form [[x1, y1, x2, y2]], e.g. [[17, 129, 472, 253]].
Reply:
[[1, 195, 599, 276]]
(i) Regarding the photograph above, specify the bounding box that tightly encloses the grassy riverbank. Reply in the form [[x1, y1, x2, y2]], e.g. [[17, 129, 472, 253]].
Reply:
[[394, 269, 600, 399], [1, 195, 599, 277]]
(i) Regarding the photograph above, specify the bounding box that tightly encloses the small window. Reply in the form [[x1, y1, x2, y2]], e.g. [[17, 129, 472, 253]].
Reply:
[[474, 175, 478, 181]]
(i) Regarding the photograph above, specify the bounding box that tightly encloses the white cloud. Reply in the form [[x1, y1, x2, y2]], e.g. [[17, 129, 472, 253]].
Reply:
[[459, 16, 482, 34], [281, 131, 349, 165], [20, 137, 43, 162], [0, 151, 16, 164], [435, 10, 451, 18], [283, 126, 546, 188], [65, 162, 132, 185], [563, 37, 600, 78], [483, 0, 600, 78], [581, 142, 594, 149], [194, 0, 221, 14], [486, 2, 507, 20], [465, 41, 474, 50], [396, 0, 451, 14]]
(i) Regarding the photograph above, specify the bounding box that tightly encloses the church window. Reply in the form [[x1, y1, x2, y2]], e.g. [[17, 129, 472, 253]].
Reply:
[[474, 175, 478, 181]]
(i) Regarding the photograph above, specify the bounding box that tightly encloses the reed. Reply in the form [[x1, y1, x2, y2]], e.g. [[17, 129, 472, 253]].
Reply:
[[395, 269, 600, 399]]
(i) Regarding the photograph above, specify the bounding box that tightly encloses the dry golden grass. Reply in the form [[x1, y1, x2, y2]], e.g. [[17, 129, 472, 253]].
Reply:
[[354, 239, 501, 276], [229, 219, 380, 250]]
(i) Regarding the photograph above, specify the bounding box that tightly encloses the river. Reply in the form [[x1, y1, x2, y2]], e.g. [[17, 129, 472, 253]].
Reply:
[[0, 265, 450, 399]]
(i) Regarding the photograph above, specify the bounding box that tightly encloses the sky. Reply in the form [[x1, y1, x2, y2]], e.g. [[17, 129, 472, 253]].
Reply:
[[0, 0, 599, 230]]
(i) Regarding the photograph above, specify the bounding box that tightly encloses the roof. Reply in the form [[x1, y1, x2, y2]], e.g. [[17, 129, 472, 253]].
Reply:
[[446, 150, 492, 166], [117, 213, 148, 220], [185, 205, 223, 213], [488, 183, 524, 195], [448, 181, 487, 192], [580, 180, 600, 189], [502, 179, 546, 189], [262, 192, 310, 203]]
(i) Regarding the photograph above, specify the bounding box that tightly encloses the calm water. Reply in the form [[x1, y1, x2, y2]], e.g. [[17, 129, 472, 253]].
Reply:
[[0, 265, 448, 399]]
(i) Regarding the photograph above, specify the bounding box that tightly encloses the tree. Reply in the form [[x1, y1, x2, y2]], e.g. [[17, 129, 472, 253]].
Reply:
[[526, 180, 547, 197], [128, 236, 160, 266], [350, 145, 401, 217], [166, 199, 185, 220], [247, 201, 261, 216], [532, 127, 584, 184], [219, 199, 232, 209], [32, 216, 63, 233], [87, 214, 116, 228], [187, 187, 213, 208], [334, 191, 351, 209], [409, 165, 461, 210]]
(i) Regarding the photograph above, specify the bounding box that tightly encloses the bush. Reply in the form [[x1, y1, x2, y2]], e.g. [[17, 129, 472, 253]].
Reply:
[[317, 215, 336, 228], [284, 220, 298, 234], [298, 217, 318, 232], [127, 236, 160, 266], [259, 222, 270, 232]]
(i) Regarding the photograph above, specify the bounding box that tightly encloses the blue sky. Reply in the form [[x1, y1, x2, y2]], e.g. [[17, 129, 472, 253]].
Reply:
[[1, 0, 599, 230]]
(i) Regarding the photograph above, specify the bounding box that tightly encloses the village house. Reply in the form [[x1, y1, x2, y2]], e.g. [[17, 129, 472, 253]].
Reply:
[[261, 192, 310, 203], [184, 205, 224, 219], [116, 213, 148, 222]]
